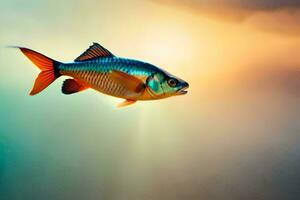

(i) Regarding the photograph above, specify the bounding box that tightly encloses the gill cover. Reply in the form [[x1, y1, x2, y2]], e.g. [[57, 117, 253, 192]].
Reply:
[[146, 73, 165, 96]]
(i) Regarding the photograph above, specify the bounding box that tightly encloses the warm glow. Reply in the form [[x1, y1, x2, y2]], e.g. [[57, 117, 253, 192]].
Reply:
[[1, 0, 300, 199]]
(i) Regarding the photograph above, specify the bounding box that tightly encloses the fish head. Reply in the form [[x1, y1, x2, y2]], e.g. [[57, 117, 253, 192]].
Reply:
[[146, 71, 189, 98]]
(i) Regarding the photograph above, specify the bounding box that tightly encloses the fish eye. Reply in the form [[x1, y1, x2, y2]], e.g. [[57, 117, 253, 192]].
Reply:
[[167, 79, 177, 87]]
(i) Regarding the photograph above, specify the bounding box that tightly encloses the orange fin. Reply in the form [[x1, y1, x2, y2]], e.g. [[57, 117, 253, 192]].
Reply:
[[62, 79, 89, 95], [109, 70, 145, 94], [18, 47, 61, 95], [117, 99, 137, 108], [30, 71, 57, 95], [74, 42, 114, 62]]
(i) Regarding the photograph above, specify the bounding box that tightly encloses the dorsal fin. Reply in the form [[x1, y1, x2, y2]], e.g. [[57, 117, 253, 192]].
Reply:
[[74, 42, 114, 62]]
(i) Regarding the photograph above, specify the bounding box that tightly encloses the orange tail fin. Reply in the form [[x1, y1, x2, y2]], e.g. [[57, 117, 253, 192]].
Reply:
[[19, 47, 61, 95]]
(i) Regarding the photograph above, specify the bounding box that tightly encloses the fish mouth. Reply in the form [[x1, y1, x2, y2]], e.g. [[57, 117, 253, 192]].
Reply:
[[177, 85, 189, 95]]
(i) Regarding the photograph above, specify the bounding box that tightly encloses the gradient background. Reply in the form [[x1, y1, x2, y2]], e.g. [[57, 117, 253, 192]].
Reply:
[[1, 0, 300, 199]]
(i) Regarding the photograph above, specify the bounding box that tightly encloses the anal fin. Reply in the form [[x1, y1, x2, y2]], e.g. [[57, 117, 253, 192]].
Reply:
[[62, 79, 89, 95], [117, 99, 137, 108]]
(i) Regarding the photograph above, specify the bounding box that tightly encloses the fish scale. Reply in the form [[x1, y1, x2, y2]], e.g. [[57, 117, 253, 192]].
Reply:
[[58, 57, 157, 98]]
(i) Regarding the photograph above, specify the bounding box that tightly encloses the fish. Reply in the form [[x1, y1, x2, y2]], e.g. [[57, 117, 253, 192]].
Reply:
[[16, 42, 189, 107]]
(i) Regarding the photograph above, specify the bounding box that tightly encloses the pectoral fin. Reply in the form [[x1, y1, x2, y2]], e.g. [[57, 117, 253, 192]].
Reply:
[[117, 99, 137, 108], [109, 70, 145, 93]]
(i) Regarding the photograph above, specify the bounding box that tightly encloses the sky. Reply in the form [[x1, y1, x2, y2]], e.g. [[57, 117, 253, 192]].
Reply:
[[1, 0, 300, 200]]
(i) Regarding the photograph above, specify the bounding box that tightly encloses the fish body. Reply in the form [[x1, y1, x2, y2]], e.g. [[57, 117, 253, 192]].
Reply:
[[59, 57, 160, 100], [17, 43, 189, 107]]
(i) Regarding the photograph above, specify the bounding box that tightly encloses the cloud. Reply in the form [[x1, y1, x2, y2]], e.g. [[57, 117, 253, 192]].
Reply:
[[155, 0, 300, 11], [209, 0, 300, 11], [245, 10, 300, 35], [153, 0, 300, 35]]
